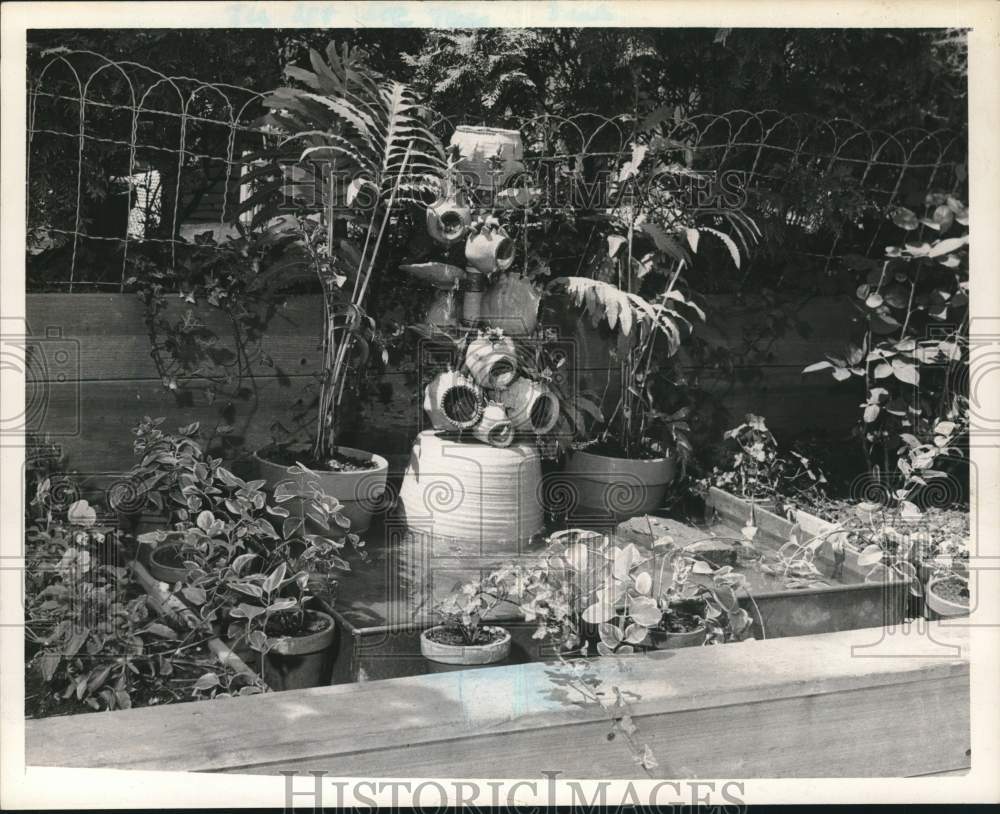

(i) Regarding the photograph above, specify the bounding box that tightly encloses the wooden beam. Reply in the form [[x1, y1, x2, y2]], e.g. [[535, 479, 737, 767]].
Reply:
[[26, 621, 969, 778]]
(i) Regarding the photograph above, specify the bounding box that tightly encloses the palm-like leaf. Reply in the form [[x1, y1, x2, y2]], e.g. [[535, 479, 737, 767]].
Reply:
[[248, 44, 446, 220]]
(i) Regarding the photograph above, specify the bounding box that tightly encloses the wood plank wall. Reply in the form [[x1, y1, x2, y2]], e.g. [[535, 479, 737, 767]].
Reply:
[[24, 293, 859, 478]]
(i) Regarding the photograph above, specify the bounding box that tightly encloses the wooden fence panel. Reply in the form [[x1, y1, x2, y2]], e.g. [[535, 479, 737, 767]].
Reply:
[[25, 294, 860, 475]]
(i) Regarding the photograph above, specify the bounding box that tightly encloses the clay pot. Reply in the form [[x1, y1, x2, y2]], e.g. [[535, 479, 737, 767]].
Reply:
[[400, 262, 465, 289], [479, 273, 542, 335], [426, 289, 460, 329], [423, 370, 484, 431], [499, 378, 560, 435], [461, 268, 485, 326], [147, 541, 190, 585], [647, 625, 707, 649], [465, 331, 519, 389], [234, 610, 337, 691], [449, 126, 525, 190], [465, 225, 516, 274], [426, 196, 472, 245], [925, 576, 970, 618], [560, 448, 676, 519], [420, 625, 511, 666], [254, 447, 389, 534], [473, 402, 515, 448]]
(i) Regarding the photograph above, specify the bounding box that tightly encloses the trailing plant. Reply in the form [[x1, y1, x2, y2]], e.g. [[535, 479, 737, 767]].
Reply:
[[23, 497, 261, 717], [699, 413, 828, 509], [238, 41, 447, 464]]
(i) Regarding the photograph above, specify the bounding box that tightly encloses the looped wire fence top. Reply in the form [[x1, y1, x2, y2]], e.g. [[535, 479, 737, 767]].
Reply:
[[26, 49, 967, 292]]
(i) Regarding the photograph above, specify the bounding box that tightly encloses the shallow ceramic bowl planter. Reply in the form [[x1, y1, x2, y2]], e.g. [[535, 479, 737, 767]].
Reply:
[[420, 625, 512, 668], [925, 575, 969, 618], [559, 448, 676, 519], [254, 447, 389, 534], [234, 609, 337, 692]]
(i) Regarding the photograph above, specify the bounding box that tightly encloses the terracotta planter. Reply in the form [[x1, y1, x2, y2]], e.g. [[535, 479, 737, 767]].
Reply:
[[479, 273, 542, 335], [420, 625, 511, 666], [473, 402, 514, 448], [147, 542, 190, 585], [465, 331, 519, 389], [925, 576, 969, 618], [559, 448, 676, 519], [234, 610, 337, 691], [400, 261, 465, 289], [424, 370, 484, 431], [461, 268, 485, 325], [425, 197, 472, 245], [254, 447, 389, 534], [465, 226, 516, 275], [499, 378, 559, 435], [449, 126, 525, 190]]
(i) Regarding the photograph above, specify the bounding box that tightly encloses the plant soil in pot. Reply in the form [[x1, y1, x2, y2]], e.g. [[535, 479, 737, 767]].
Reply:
[[420, 624, 511, 670], [560, 445, 676, 519], [925, 575, 970, 618], [254, 445, 389, 534], [234, 610, 337, 691], [647, 616, 708, 650]]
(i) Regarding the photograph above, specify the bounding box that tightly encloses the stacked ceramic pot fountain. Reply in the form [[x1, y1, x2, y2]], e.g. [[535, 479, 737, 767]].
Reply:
[[399, 327, 560, 551], [396, 127, 554, 601]]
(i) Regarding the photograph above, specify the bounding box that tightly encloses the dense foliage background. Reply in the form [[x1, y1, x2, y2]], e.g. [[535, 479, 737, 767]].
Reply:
[[29, 27, 967, 129]]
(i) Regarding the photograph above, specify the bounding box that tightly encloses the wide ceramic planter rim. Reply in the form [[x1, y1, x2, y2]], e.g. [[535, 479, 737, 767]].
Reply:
[[264, 609, 337, 656], [925, 575, 969, 617], [254, 445, 389, 478], [420, 625, 512, 666], [569, 447, 675, 475], [254, 445, 389, 535]]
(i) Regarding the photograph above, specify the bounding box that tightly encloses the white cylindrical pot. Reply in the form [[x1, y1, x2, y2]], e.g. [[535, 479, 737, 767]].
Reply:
[[397, 430, 544, 550]]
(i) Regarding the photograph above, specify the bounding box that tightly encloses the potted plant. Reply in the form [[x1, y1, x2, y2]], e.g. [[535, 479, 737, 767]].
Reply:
[[540, 530, 755, 654], [552, 138, 758, 518], [697, 413, 829, 519], [122, 417, 357, 691], [420, 570, 527, 670], [240, 42, 448, 532]]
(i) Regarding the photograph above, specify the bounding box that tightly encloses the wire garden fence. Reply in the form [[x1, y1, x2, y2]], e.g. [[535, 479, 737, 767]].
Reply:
[[26, 49, 968, 292]]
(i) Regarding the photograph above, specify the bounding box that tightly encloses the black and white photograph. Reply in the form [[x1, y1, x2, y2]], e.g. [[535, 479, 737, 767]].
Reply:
[[1, 1, 998, 809]]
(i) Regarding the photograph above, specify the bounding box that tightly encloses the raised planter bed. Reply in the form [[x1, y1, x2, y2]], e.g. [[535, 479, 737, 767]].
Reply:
[[616, 488, 911, 641], [25, 622, 970, 778]]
